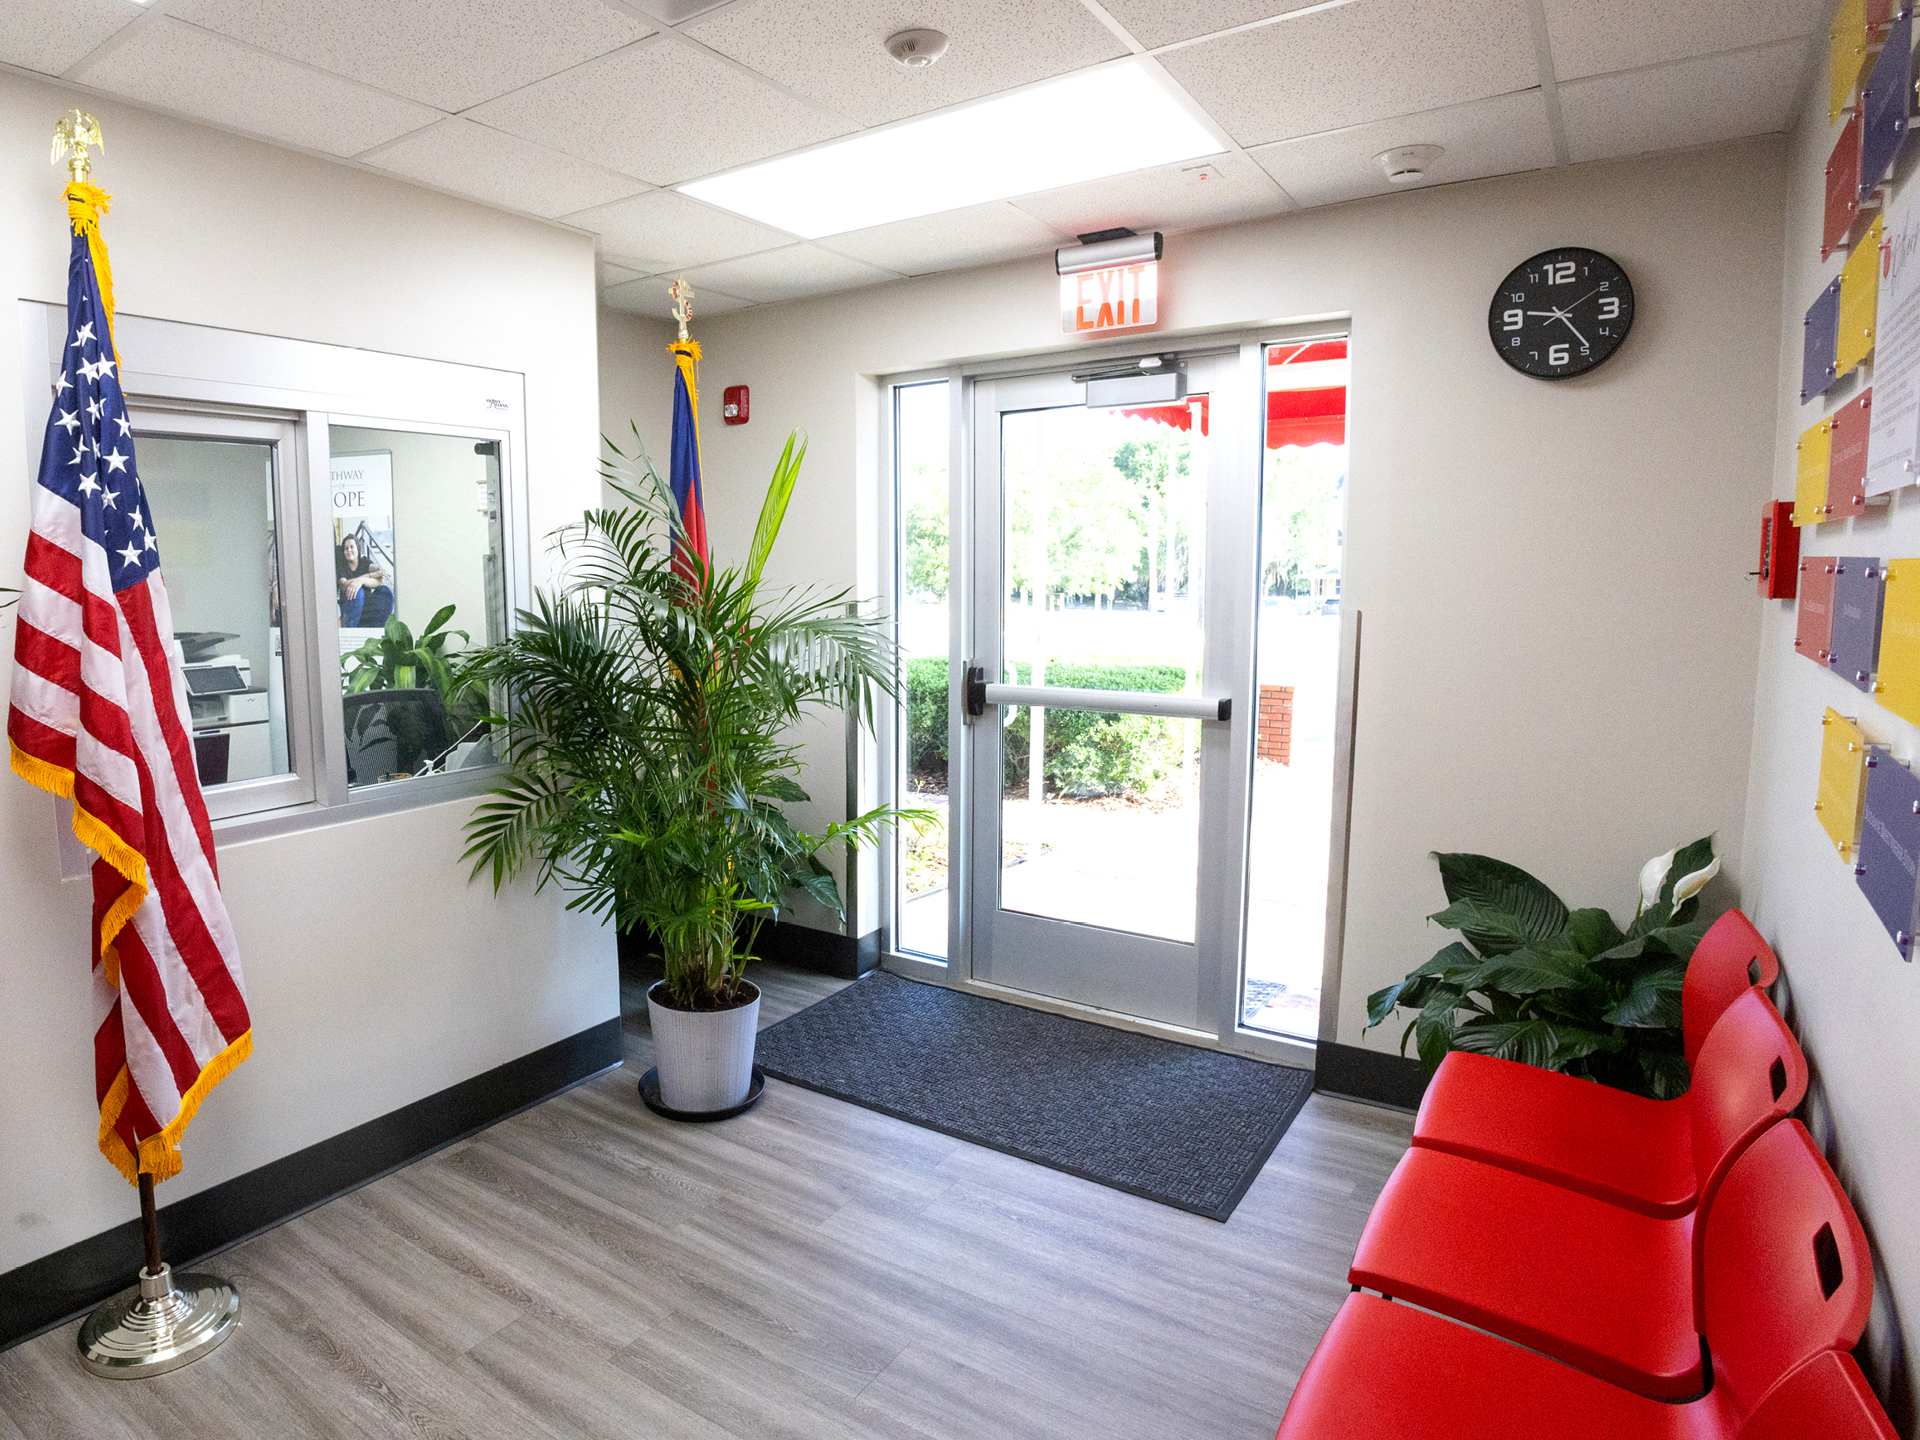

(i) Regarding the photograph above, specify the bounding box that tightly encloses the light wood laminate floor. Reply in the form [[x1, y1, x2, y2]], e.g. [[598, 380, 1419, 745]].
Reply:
[[0, 961, 1412, 1440]]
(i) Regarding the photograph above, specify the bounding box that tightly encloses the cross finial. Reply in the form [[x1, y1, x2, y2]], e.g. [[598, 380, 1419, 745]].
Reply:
[[52, 110, 104, 183], [669, 274, 694, 343]]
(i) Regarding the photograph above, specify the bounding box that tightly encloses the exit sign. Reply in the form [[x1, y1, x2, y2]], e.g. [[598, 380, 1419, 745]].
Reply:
[[1061, 262, 1158, 334]]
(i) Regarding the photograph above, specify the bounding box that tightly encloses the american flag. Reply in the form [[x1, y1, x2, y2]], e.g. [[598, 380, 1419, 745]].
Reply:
[[7, 186, 251, 1185]]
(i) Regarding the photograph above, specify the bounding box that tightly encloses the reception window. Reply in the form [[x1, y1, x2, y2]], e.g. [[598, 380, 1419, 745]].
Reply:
[[25, 299, 531, 839]]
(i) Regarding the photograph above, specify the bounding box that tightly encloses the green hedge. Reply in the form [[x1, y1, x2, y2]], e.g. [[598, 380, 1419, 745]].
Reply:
[[905, 655, 1191, 796]]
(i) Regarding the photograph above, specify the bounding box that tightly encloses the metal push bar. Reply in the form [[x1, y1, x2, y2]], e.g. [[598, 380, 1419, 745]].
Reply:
[[964, 666, 1230, 723]]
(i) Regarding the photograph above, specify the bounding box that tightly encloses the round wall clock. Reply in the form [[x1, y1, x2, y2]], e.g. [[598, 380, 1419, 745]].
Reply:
[[1488, 247, 1634, 380]]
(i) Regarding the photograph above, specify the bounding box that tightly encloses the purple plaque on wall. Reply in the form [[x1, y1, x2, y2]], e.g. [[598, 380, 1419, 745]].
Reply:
[[1829, 556, 1886, 691], [1861, 12, 1914, 197], [1803, 278, 1842, 402], [1856, 746, 1920, 960]]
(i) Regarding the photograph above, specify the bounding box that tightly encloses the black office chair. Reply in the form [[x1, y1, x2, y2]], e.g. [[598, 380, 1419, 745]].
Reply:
[[342, 689, 453, 786]]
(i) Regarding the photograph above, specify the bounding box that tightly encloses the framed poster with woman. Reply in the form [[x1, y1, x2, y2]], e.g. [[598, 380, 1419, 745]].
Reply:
[[330, 451, 396, 630]]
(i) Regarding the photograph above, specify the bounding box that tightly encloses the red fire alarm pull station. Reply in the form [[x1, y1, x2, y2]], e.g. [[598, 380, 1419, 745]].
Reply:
[[1758, 499, 1800, 599], [723, 385, 749, 425]]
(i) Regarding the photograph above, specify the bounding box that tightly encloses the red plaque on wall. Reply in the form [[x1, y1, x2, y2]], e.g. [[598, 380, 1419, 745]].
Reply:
[[1826, 109, 1864, 260], [1760, 500, 1800, 599], [1796, 556, 1839, 666], [1830, 388, 1873, 517]]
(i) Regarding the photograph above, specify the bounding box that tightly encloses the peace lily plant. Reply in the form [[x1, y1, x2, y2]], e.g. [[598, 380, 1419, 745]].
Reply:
[[457, 429, 927, 1111], [1367, 836, 1721, 1099]]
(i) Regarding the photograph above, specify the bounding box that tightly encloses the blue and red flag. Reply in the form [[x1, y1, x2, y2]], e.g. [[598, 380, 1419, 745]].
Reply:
[[668, 339, 709, 586]]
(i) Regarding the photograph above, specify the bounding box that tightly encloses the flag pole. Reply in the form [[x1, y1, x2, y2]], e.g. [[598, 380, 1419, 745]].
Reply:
[[41, 112, 243, 1380], [77, 1168, 241, 1378]]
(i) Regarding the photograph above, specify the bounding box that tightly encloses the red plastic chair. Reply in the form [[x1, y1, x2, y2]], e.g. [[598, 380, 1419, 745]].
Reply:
[[1411, 983, 1805, 1219], [1277, 1122, 1888, 1440], [1683, 909, 1781, 1066], [1349, 989, 1806, 1399]]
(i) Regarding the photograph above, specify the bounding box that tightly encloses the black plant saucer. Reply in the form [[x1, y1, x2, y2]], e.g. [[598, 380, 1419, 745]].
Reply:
[[638, 1065, 766, 1123]]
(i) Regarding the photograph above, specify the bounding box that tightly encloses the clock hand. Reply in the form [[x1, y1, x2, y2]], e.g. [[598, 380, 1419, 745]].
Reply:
[[1555, 314, 1590, 348]]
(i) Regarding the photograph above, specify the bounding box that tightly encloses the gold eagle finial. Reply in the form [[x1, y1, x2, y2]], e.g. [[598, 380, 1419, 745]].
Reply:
[[52, 110, 104, 183], [669, 274, 694, 343]]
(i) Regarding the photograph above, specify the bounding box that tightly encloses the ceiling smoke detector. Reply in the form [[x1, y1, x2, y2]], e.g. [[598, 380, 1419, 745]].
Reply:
[[886, 28, 949, 68], [1374, 144, 1443, 184]]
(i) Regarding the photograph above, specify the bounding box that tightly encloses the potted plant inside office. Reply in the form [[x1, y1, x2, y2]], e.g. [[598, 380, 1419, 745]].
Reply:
[[1364, 836, 1719, 1099], [458, 427, 927, 1118]]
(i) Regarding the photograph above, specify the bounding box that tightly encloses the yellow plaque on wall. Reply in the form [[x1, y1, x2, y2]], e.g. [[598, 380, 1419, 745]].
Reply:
[[1795, 418, 1834, 526], [1837, 214, 1883, 378], [1831, 0, 1870, 122], [1817, 708, 1870, 859], [1878, 560, 1920, 724]]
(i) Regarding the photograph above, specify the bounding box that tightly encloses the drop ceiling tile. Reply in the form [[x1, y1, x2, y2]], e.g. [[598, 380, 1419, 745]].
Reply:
[[1159, 0, 1539, 147], [600, 260, 646, 287], [1543, 0, 1829, 81], [1099, 0, 1338, 51], [1248, 89, 1555, 207], [73, 18, 442, 159], [602, 275, 752, 317], [684, 0, 1126, 127], [1013, 152, 1288, 236], [166, 0, 653, 112], [470, 38, 856, 185], [363, 119, 648, 218], [1559, 41, 1806, 165], [0, 0, 141, 76], [564, 189, 794, 272], [821, 202, 1067, 275], [681, 245, 903, 303]]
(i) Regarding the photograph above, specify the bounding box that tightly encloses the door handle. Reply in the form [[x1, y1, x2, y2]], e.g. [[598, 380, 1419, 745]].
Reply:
[[967, 675, 1230, 723]]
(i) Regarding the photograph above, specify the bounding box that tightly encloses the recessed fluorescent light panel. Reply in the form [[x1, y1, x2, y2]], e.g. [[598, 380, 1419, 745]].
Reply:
[[679, 62, 1226, 239]]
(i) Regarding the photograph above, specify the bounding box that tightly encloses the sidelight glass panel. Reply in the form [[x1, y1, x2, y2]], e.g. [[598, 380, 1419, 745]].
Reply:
[[895, 382, 951, 957], [1242, 340, 1348, 1039], [329, 425, 507, 789]]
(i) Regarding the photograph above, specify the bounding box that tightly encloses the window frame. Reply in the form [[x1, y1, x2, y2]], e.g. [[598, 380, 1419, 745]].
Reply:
[[17, 301, 532, 849]]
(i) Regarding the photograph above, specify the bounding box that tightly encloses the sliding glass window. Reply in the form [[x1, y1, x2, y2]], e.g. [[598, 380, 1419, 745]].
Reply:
[[329, 425, 507, 789]]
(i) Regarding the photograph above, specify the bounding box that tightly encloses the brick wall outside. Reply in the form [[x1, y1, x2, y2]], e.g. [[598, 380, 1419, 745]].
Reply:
[[1257, 684, 1294, 764]]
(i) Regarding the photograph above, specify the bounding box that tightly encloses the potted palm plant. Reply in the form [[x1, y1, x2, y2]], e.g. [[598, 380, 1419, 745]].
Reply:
[[459, 430, 922, 1117]]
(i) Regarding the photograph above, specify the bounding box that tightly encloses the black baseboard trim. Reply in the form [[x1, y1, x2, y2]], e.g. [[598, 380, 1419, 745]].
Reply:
[[619, 919, 883, 981], [1313, 1040, 1431, 1112], [0, 1016, 623, 1355]]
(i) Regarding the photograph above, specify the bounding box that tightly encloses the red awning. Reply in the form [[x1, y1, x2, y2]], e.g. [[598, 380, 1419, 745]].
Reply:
[[1269, 339, 1348, 366], [1267, 385, 1345, 449], [1120, 394, 1209, 435]]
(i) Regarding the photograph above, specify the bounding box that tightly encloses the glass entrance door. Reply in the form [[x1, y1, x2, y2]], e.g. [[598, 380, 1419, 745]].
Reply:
[[963, 354, 1253, 1031]]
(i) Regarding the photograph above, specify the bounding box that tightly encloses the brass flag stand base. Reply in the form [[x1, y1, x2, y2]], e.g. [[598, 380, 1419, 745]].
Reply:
[[77, 1175, 239, 1379]]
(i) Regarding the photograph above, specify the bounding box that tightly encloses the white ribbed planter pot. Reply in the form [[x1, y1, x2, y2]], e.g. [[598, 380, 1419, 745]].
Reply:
[[646, 981, 760, 1113]]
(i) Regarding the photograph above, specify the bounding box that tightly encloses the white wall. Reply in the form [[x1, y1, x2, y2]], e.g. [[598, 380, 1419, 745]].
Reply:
[[0, 72, 615, 1273], [598, 309, 677, 499], [1743, 40, 1920, 1429], [603, 138, 1785, 1024]]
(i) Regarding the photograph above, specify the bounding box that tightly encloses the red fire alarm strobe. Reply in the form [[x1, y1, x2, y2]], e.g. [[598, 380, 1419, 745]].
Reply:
[[723, 385, 749, 425]]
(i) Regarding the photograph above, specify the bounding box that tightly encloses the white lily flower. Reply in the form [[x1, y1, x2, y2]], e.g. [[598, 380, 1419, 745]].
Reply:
[[1671, 856, 1721, 905], [1638, 848, 1675, 911]]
